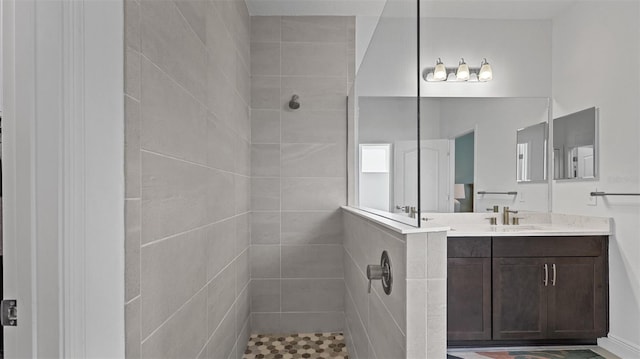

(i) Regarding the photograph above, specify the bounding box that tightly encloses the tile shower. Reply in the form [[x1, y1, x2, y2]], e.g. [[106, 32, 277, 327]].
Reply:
[[125, 4, 356, 357], [249, 15, 354, 334]]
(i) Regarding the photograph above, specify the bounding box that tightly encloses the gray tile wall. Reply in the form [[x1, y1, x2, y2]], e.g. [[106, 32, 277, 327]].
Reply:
[[125, 0, 251, 357], [249, 16, 355, 333], [343, 211, 408, 359], [342, 210, 449, 359]]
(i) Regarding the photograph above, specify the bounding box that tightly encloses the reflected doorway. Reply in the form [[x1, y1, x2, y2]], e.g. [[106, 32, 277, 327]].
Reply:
[[454, 131, 475, 212]]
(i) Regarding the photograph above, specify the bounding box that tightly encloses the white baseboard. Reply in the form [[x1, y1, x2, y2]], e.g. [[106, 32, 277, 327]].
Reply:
[[599, 335, 640, 358]]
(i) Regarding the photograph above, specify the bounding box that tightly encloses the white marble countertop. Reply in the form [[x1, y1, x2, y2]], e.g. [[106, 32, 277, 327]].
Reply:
[[341, 207, 611, 237], [341, 206, 450, 234], [447, 224, 611, 237], [420, 212, 611, 237]]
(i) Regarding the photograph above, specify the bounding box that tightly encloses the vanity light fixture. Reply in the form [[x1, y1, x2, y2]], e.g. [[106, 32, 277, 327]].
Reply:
[[433, 58, 447, 81], [456, 58, 470, 81], [423, 57, 493, 82], [478, 58, 493, 82]]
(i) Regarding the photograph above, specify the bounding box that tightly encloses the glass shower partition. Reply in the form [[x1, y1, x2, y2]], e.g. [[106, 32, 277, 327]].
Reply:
[[350, 0, 422, 227]]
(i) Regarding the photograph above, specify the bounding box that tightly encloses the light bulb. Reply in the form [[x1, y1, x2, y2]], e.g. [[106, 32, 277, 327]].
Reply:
[[478, 58, 493, 82], [456, 58, 470, 81], [433, 58, 447, 81]]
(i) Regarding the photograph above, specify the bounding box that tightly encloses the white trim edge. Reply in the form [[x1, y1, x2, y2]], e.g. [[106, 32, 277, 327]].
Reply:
[[598, 335, 640, 359], [61, 0, 87, 356]]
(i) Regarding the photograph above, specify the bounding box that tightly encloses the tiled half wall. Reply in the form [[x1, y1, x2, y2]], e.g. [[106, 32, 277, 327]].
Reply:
[[343, 210, 448, 359]]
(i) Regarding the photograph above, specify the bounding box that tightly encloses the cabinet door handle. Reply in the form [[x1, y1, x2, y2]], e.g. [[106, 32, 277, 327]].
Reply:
[[551, 263, 556, 286], [543, 264, 548, 286]]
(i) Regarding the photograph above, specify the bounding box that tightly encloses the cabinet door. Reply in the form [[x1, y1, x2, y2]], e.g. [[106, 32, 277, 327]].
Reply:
[[493, 257, 548, 340], [448, 258, 491, 340], [547, 257, 607, 339]]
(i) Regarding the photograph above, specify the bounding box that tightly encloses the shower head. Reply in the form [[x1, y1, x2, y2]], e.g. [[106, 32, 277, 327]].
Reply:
[[289, 95, 300, 110]]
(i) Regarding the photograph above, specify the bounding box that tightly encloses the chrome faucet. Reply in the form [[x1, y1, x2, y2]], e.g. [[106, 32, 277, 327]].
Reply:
[[409, 206, 418, 219], [486, 205, 499, 213], [502, 206, 519, 225]]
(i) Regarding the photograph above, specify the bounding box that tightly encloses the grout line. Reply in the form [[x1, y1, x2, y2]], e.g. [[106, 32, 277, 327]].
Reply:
[[139, 148, 251, 177], [125, 295, 141, 306], [140, 212, 248, 249], [140, 282, 209, 345]]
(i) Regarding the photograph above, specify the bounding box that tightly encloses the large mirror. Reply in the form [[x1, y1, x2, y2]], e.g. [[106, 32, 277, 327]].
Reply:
[[357, 97, 551, 217], [517, 122, 548, 182], [553, 107, 598, 180]]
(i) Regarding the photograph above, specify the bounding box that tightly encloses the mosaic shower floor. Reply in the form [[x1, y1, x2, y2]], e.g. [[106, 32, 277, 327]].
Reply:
[[243, 333, 349, 359]]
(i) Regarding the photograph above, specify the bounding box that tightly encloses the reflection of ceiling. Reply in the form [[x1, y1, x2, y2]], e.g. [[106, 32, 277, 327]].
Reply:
[[246, 0, 577, 18]]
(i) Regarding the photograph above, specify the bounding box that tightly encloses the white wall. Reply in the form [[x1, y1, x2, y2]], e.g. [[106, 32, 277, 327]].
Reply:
[[356, 17, 552, 98], [439, 98, 550, 213], [551, 2, 640, 355]]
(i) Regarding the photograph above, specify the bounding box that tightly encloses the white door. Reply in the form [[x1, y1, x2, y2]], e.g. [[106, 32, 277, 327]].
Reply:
[[394, 140, 452, 214], [2, 0, 125, 357]]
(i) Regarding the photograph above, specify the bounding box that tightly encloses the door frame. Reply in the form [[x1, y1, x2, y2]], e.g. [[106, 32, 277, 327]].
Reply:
[[2, 0, 124, 357]]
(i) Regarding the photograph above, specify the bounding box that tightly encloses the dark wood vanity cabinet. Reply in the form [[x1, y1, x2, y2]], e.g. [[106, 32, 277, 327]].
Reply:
[[448, 236, 608, 344], [493, 236, 608, 341], [447, 237, 492, 341]]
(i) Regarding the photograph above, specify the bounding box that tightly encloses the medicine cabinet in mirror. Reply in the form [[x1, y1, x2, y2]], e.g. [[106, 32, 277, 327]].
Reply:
[[553, 107, 598, 180], [517, 122, 548, 182]]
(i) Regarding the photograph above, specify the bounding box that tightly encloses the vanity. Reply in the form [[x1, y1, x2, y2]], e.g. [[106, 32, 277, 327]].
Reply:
[[441, 214, 610, 347]]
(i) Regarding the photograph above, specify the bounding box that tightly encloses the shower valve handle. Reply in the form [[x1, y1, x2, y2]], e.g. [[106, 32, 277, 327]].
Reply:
[[366, 251, 393, 295]]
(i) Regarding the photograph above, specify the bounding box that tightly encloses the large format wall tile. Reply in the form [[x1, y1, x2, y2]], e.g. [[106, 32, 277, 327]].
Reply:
[[141, 58, 207, 164], [251, 178, 280, 210], [281, 178, 346, 210], [141, 152, 208, 244], [125, 200, 141, 302], [206, 304, 237, 359], [251, 42, 281, 76], [281, 110, 346, 144], [249, 16, 353, 334], [140, 228, 207, 337], [251, 279, 281, 312], [206, 114, 236, 172], [250, 245, 281, 279], [140, 0, 207, 103], [280, 312, 344, 333], [281, 245, 343, 278], [282, 43, 347, 77], [206, 219, 236, 280], [207, 264, 236, 337], [281, 143, 346, 178], [281, 211, 342, 245], [281, 16, 347, 43], [251, 76, 281, 110], [251, 16, 281, 43], [281, 77, 347, 111], [125, 298, 141, 359], [251, 144, 280, 177], [126, 0, 252, 356], [173, 0, 206, 45], [206, 169, 236, 222], [125, 96, 141, 199], [369, 292, 406, 359], [251, 110, 280, 144], [251, 212, 281, 244], [281, 279, 344, 312], [141, 289, 208, 359]]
